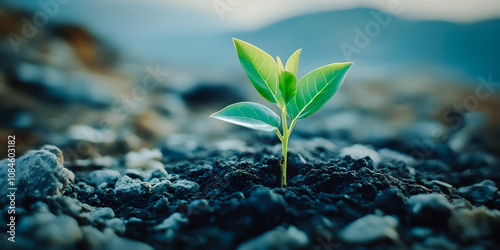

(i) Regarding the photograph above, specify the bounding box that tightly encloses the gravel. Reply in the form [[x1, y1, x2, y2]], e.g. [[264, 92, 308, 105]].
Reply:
[[1, 135, 499, 249]]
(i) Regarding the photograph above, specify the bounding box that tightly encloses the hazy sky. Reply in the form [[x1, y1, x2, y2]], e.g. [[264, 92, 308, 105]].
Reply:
[[169, 0, 500, 30], [5, 0, 500, 33]]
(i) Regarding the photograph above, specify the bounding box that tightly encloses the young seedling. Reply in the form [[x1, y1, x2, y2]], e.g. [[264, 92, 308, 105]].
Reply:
[[210, 38, 353, 188]]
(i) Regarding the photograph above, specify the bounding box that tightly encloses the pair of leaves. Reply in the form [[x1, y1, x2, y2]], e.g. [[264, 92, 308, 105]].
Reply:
[[210, 38, 353, 131], [233, 38, 299, 108], [276, 52, 299, 105]]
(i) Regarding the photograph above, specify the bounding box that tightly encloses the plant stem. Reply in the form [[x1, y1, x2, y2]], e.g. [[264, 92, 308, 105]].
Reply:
[[275, 129, 283, 141], [280, 107, 289, 188], [281, 132, 288, 188]]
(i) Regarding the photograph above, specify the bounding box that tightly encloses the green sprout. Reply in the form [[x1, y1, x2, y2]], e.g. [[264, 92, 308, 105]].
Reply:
[[210, 38, 353, 188]]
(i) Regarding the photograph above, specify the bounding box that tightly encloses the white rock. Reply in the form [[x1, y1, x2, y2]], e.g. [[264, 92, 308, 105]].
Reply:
[[90, 207, 115, 224], [0, 145, 73, 202], [87, 170, 121, 187], [171, 180, 200, 195], [147, 161, 168, 178], [339, 214, 399, 245], [125, 148, 163, 169], [115, 176, 150, 195], [407, 194, 453, 215], [152, 180, 171, 194], [106, 218, 126, 234], [17, 211, 83, 248], [448, 206, 500, 241], [237, 226, 309, 250], [155, 212, 189, 231], [456, 180, 498, 203]]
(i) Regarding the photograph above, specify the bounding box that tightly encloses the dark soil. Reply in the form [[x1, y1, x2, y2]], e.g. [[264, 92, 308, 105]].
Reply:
[[56, 135, 500, 249]]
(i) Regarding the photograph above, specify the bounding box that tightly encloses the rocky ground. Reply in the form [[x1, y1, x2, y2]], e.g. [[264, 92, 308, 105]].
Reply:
[[1, 130, 500, 249], [1, 6, 500, 250]]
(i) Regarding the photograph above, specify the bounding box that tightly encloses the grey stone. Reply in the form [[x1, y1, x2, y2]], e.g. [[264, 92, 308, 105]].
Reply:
[[153, 212, 188, 243], [128, 217, 143, 223], [52, 196, 84, 217], [149, 178, 161, 185], [98, 182, 108, 189], [188, 199, 212, 216], [339, 214, 399, 245], [407, 194, 453, 222], [87, 170, 121, 187], [448, 206, 500, 241], [375, 188, 406, 214], [77, 182, 96, 194], [237, 226, 309, 250], [152, 179, 172, 194], [0, 145, 73, 204], [82, 226, 153, 250], [106, 218, 126, 234], [17, 209, 83, 249], [115, 176, 151, 195], [145, 162, 169, 180], [246, 187, 286, 215], [41, 145, 65, 165], [148, 167, 169, 180], [427, 180, 454, 194], [124, 168, 147, 180], [90, 207, 115, 224], [154, 197, 169, 211], [456, 180, 498, 204], [171, 180, 200, 196], [450, 198, 472, 209]]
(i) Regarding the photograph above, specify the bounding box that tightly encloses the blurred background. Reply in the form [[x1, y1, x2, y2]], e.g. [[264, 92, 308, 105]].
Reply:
[[0, 0, 499, 161]]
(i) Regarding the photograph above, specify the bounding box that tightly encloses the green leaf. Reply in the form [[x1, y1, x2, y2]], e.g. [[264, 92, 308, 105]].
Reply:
[[233, 38, 281, 105], [285, 49, 301, 76], [287, 62, 353, 120], [280, 71, 297, 105], [277, 56, 297, 105], [210, 102, 280, 132], [276, 56, 285, 72]]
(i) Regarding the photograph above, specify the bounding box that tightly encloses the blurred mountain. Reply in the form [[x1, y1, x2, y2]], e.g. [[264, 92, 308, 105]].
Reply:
[[132, 7, 500, 82], [234, 8, 500, 80], [3, 2, 499, 82]]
